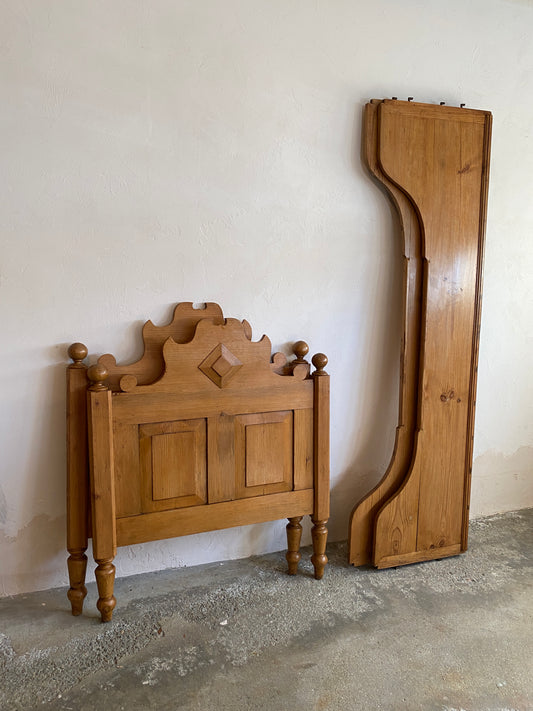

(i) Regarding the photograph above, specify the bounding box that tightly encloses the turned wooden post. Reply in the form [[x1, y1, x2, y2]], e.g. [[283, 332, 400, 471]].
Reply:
[[286, 516, 303, 575], [87, 363, 117, 622], [66, 343, 90, 615], [310, 519, 328, 580], [311, 353, 329, 580], [292, 340, 309, 366]]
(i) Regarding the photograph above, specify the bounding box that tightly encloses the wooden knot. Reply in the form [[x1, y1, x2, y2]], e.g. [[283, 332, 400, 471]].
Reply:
[[68, 342, 88, 365], [87, 363, 109, 391], [312, 353, 328, 375], [292, 340, 309, 363]]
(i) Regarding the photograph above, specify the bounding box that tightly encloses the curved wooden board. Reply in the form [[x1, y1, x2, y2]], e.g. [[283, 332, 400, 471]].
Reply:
[[348, 100, 424, 566], [372, 100, 492, 567]]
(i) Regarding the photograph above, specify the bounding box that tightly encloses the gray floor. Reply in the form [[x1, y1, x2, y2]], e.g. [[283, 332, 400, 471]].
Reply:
[[1, 510, 532, 711]]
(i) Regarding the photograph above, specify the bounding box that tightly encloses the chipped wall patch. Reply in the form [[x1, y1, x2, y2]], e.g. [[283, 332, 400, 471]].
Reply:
[[0, 487, 7, 526]]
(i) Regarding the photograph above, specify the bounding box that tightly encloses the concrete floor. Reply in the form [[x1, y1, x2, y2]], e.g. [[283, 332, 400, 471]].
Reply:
[[1, 509, 532, 711]]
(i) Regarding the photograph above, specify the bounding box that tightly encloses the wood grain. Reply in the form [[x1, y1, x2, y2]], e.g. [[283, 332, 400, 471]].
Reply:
[[235, 411, 293, 497], [374, 101, 491, 566], [113, 422, 141, 517], [116, 490, 314, 546], [87, 389, 117, 561], [349, 99, 491, 569], [293, 408, 314, 491], [348, 101, 423, 566], [139, 419, 207, 512], [111, 383, 314, 425], [207, 414, 236, 503]]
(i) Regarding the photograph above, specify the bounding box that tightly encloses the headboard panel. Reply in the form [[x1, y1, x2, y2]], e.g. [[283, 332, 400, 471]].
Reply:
[[67, 303, 329, 622]]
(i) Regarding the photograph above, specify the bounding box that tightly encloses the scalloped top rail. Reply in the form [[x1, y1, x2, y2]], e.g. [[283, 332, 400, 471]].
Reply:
[[68, 302, 328, 394], [97, 302, 226, 391], [114, 318, 308, 394]]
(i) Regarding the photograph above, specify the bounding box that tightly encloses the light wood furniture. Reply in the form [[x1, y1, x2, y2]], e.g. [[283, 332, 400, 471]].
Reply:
[[349, 99, 492, 568], [67, 303, 329, 622]]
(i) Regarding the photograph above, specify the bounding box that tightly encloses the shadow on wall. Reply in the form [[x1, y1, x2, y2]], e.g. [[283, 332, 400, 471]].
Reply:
[[471, 446, 533, 516], [0, 356, 71, 595], [13, 317, 167, 597], [327, 104, 403, 542], [0, 514, 67, 596]]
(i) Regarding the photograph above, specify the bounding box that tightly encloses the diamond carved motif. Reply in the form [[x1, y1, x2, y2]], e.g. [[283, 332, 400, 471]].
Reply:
[[199, 343, 243, 388]]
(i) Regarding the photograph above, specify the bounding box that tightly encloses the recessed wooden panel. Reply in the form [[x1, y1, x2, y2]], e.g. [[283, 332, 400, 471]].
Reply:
[[139, 419, 206, 513], [235, 411, 293, 498], [245, 422, 287, 486], [152, 432, 197, 500]]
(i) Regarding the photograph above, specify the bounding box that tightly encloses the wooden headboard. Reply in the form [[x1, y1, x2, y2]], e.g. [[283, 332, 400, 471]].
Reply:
[[66, 303, 329, 622]]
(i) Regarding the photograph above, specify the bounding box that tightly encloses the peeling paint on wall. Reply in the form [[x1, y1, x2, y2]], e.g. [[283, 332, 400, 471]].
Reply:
[[0, 515, 67, 597], [0, 487, 7, 526], [471, 447, 533, 517]]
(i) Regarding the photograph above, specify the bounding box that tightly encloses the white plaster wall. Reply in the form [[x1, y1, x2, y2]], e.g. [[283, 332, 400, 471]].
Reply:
[[1, 0, 532, 596]]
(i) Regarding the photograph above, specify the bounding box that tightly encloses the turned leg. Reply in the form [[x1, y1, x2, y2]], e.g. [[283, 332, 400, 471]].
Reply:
[[286, 516, 303, 575], [66, 345, 90, 617], [310, 518, 328, 580], [67, 548, 88, 616], [87, 374, 117, 623], [95, 558, 116, 623]]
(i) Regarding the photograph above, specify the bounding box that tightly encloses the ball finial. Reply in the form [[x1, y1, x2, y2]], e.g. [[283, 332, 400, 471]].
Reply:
[[87, 363, 109, 391], [292, 341, 309, 363], [312, 353, 328, 375], [68, 342, 88, 364]]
